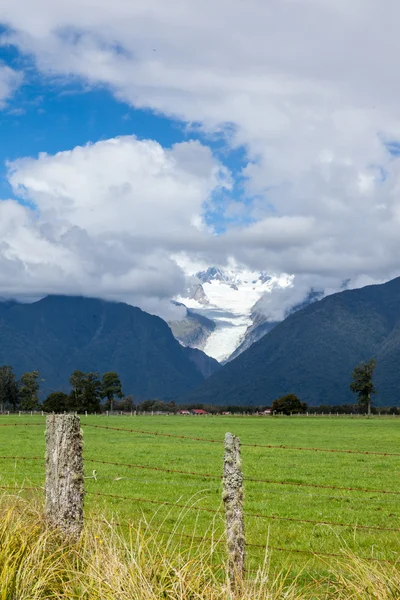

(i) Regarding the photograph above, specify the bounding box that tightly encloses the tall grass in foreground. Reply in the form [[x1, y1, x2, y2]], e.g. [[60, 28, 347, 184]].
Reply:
[[0, 494, 399, 599]]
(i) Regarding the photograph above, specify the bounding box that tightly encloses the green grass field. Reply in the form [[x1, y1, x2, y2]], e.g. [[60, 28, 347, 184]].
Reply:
[[1, 414, 400, 583]]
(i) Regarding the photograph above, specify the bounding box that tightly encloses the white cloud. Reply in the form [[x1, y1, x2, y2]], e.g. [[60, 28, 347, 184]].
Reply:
[[1, 136, 229, 319], [0, 64, 22, 107], [2, 0, 400, 305]]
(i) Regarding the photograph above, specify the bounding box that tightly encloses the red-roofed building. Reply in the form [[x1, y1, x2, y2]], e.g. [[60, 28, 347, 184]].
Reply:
[[191, 409, 208, 415]]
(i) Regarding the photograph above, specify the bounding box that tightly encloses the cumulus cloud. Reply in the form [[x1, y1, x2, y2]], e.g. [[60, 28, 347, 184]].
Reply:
[[1, 136, 229, 319], [2, 1, 400, 308]]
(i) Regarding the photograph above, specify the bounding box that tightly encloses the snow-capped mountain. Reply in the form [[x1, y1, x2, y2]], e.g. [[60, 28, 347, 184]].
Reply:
[[174, 266, 294, 362]]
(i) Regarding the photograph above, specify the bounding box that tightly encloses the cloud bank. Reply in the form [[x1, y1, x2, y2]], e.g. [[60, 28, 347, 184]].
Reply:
[[1, 1, 400, 314]]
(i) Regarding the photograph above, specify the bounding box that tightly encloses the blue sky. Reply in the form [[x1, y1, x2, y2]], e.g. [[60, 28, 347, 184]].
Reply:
[[0, 37, 253, 233], [0, 42, 202, 191]]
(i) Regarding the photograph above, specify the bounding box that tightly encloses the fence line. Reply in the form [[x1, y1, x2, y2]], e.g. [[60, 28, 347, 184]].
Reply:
[[241, 442, 400, 457], [82, 423, 222, 444], [3, 415, 400, 575], [85, 458, 220, 479], [0, 485, 42, 491], [87, 476, 220, 487], [246, 543, 398, 564], [0, 423, 44, 427], [0, 456, 45, 461], [87, 491, 220, 514], [84, 516, 398, 565], [86, 489, 400, 533], [245, 476, 400, 495], [243, 511, 400, 532], [1, 454, 399, 497], [81, 423, 400, 457], [87, 457, 400, 496]]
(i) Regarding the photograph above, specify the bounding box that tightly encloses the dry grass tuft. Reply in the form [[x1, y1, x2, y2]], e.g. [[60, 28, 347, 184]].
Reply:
[[0, 493, 399, 599]]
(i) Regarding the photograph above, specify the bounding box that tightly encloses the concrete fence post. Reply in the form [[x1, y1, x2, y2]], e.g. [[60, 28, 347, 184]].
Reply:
[[45, 414, 84, 538], [223, 432, 245, 590]]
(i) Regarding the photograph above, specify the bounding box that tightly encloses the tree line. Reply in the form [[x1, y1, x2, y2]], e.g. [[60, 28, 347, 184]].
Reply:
[[0, 367, 128, 413], [0, 358, 383, 414]]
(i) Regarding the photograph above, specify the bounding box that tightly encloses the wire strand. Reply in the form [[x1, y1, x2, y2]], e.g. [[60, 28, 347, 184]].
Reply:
[[0, 456, 44, 461], [245, 476, 400, 495], [86, 491, 220, 514], [85, 458, 220, 479], [84, 517, 397, 564], [87, 490, 400, 533], [0, 423, 44, 427], [81, 423, 400, 457], [82, 423, 221, 443]]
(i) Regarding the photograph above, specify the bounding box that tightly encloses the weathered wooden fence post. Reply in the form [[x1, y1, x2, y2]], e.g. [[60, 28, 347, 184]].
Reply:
[[45, 414, 84, 538], [223, 432, 245, 590]]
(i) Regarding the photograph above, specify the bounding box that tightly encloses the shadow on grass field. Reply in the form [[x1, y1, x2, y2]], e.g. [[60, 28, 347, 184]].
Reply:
[[1, 494, 400, 599]]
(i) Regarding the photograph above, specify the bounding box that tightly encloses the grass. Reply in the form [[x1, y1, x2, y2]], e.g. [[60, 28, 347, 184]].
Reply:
[[1, 493, 400, 599], [1, 414, 400, 590]]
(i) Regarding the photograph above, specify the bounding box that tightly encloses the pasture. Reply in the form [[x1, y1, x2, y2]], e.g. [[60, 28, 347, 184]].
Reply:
[[1, 414, 400, 585]]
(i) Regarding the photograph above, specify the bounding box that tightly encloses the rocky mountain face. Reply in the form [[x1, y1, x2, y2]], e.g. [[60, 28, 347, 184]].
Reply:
[[173, 266, 303, 362], [229, 289, 323, 362], [180, 277, 400, 407], [228, 318, 279, 361], [0, 295, 219, 400], [168, 302, 216, 348]]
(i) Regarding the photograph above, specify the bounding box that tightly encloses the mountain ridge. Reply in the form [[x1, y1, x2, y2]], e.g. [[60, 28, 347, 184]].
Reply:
[[180, 277, 400, 406], [0, 295, 219, 399]]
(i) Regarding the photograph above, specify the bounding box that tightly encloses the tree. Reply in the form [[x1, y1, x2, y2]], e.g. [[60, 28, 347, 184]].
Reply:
[[350, 359, 376, 416], [82, 372, 102, 413], [0, 366, 19, 412], [271, 393, 307, 415], [19, 370, 41, 410], [69, 370, 86, 409], [69, 371, 102, 413], [102, 372, 123, 412], [43, 391, 70, 413]]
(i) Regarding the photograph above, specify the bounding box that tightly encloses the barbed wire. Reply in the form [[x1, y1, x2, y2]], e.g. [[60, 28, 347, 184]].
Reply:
[[87, 476, 220, 487], [0, 485, 42, 491], [86, 491, 220, 514], [245, 476, 400, 495], [82, 423, 222, 443], [244, 511, 400, 532], [0, 423, 44, 427], [84, 516, 397, 564], [85, 457, 400, 496], [246, 543, 398, 564], [87, 490, 400, 533], [241, 442, 400, 457], [85, 458, 220, 479], [0, 456, 45, 461], [81, 423, 400, 457], [244, 486, 390, 502], [1, 456, 398, 503], [5, 419, 395, 459]]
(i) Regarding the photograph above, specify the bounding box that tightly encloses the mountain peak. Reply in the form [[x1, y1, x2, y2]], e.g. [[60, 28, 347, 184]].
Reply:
[[196, 267, 228, 284]]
